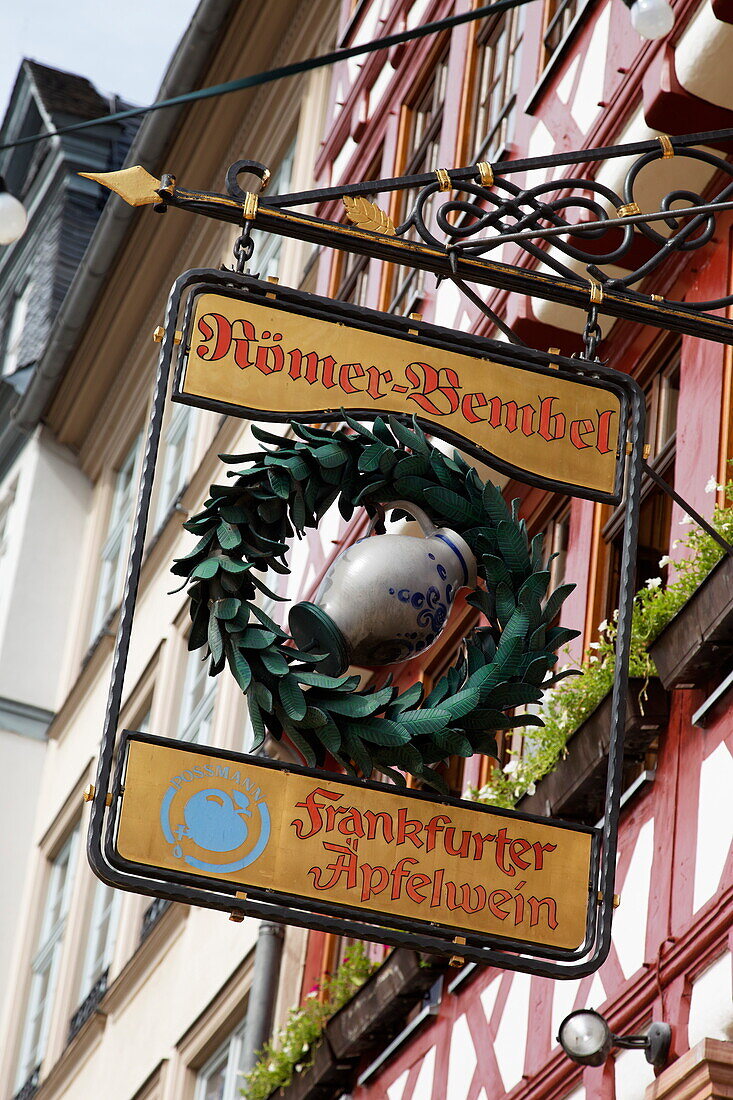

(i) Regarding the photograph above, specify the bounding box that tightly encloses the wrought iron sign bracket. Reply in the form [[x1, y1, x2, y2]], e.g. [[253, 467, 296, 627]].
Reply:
[[82, 124, 733, 346]]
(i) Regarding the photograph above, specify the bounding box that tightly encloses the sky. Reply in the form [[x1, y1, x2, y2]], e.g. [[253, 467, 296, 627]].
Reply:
[[0, 0, 202, 123]]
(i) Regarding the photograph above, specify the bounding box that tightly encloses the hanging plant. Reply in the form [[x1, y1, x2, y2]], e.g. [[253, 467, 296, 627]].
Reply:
[[171, 415, 578, 791]]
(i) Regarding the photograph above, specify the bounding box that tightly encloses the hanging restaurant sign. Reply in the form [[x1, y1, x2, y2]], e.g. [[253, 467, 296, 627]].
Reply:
[[113, 731, 597, 958], [171, 273, 627, 504]]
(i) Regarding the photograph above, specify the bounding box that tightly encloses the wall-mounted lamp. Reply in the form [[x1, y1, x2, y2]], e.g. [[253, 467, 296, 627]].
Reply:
[[621, 0, 675, 39], [0, 176, 28, 245], [558, 1010, 672, 1069]]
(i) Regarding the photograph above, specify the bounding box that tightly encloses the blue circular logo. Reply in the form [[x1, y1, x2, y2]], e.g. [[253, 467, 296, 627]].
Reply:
[[160, 764, 270, 874]]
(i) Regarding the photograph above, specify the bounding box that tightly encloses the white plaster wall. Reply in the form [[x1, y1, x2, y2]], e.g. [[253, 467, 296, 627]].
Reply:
[[614, 1046, 655, 1100], [694, 742, 733, 912], [612, 818, 654, 979], [688, 952, 733, 1045], [446, 1014, 476, 1100], [0, 429, 91, 711], [51, 909, 259, 1099], [388, 1068, 411, 1100], [411, 1045, 435, 1100], [675, 0, 733, 110], [552, 977, 582, 1047], [494, 973, 531, 1091], [0, 728, 47, 1004]]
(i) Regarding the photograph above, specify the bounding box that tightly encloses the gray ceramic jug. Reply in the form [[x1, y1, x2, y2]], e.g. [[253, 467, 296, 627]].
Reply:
[[288, 501, 477, 676]]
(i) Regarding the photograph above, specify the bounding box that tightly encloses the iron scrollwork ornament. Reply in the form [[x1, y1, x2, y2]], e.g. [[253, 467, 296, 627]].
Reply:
[[172, 416, 579, 791], [399, 144, 733, 311]]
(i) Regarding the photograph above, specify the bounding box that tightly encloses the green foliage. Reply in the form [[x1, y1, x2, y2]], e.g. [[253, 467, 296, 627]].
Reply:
[[470, 481, 733, 809], [173, 416, 578, 788], [240, 942, 377, 1100]]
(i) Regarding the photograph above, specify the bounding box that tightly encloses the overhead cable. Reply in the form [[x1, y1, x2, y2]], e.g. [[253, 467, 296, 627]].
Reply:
[[0, 0, 536, 154]]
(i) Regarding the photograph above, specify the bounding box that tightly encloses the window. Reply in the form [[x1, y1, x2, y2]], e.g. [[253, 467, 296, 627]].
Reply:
[[15, 829, 79, 1091], [604, 345, 680, 616], [3, 282, 32, 376], [334, 150, 383, 307], [545, 507, 570, 592], [0, 479, 17, 562], [250, 140, 296, 281], [195, 1019, 247, 1100], [179, 648, 217, 745], [77, 880, 121, 1004], [155, 403, 196, 527], [470, 7, 524, 162], [335, 248, 371, 307], [389, 51, 449, 314], [90, 434, 142, 639], [542, 0, 583, 62]]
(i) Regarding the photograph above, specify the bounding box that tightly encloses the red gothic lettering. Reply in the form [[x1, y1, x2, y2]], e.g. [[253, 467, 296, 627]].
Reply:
[[404, 362, 460, 415], [308, 842, 358, 890], [570, 418, 595, 449], [538, 396, 567, 441]]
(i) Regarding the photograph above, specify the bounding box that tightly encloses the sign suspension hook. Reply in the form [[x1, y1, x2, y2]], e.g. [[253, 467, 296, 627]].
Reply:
[[583, 303, 604, 361], [232, 219, 255, 274]]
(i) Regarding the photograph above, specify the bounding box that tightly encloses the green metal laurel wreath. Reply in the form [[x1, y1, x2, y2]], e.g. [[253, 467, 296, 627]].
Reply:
[[172, 416, 578, 792]]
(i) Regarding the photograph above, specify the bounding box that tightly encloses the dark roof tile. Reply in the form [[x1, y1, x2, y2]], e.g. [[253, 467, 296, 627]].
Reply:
[[25, 60, 113, 120]]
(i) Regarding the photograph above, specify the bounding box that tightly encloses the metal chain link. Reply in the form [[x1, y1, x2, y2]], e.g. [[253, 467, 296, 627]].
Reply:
[[232, 219, 255, 273], [582, 304, 603, 360]]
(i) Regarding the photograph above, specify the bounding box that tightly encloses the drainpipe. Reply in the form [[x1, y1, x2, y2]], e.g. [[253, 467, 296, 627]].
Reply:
[[241, 920, 285, 1072], [240, 733, 297, 1071]]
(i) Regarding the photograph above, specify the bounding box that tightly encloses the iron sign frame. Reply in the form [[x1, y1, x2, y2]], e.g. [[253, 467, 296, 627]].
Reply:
[[112, 729, 601, 964], [86, 259, 646, 978], [170, 269, 630, 505]]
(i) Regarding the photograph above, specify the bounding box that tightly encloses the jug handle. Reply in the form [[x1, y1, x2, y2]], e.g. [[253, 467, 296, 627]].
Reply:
[[367, 500, 438, 537]]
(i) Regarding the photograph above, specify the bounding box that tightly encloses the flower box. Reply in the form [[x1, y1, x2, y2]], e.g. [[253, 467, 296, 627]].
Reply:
[[519, 677, 669, 824], [276, 1038, 357, 1100], [649, 553, 733, 689], [325, 948, 445, 1059], [271, 949, 446, 1100]]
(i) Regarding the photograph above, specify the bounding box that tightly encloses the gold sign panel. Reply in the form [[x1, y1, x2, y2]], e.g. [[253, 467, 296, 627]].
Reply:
[[175, 290, 623, 498], [116, 738, 595, 952]]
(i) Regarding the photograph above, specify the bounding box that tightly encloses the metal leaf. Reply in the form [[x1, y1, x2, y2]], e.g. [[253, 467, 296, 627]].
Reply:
[[279, 677, 308, 721], [342, 194, 396, 236]]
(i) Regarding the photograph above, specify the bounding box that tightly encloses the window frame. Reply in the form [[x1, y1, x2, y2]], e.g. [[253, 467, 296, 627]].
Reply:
[[178, 646, 217, 746], [3, 281, 33, 377], [194, 1019, 248, 1100], [333, 148, 384, 307], [154, 401, 197, 529], [250, 139, 296, 282], [469, 5, 525, 165], [388, 47, 450, 316], [90, 432, 143, 639], [15, 828, 80, 1091], [76, 878, 122, 1006]]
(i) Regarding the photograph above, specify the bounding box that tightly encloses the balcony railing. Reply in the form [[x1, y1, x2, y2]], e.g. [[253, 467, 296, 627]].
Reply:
[[12, 1065, 40, 1100], [67, 968, 109, 1044], [140, 897, 172, 942]]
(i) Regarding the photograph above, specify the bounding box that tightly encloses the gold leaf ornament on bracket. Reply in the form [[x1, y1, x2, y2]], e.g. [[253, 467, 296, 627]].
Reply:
[[342, 194, 396, 236]]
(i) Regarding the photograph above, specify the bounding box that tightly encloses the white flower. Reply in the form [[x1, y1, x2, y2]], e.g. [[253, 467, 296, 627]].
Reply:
[[672, 540, 680, 550], [598, 619, 608, 633], [658, 555, 672, 568], [588, 655, 598, 664], [678, 516, 693, 526], [589, 641, 600, 649], [503, 759, 519, 775], [646, 576, 662, 588], [525, 781, 537, 796], [705, 476, 720, 494]]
